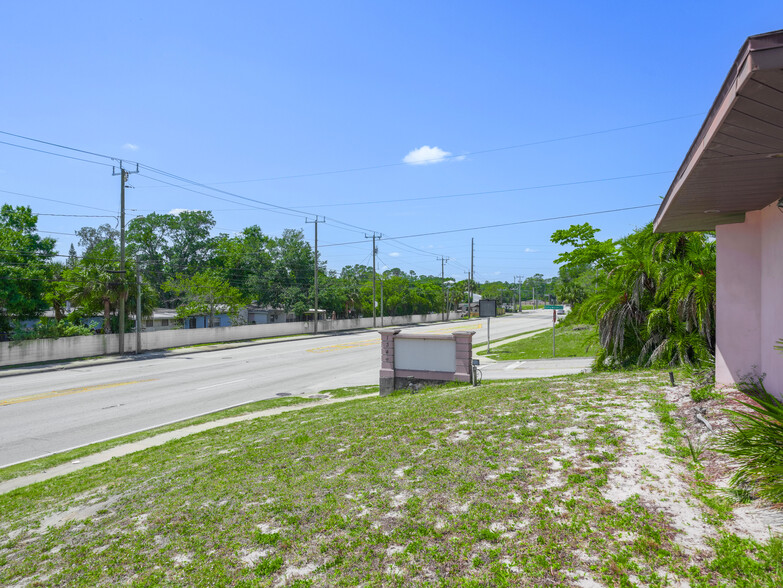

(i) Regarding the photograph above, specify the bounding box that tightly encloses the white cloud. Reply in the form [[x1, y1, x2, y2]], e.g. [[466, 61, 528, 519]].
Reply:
[[168, 208, 199, 216], [524, 247, 538, 253], [123, 143, 139, 151], [389, 252, 400, 257], [403, 145, 452, 165]]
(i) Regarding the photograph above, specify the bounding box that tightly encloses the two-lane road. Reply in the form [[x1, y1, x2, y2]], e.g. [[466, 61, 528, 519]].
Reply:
[[0, 313, 553, 467]]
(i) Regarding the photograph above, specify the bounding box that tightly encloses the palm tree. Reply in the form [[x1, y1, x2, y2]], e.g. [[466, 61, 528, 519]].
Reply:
[[578, 223, 716, 368]]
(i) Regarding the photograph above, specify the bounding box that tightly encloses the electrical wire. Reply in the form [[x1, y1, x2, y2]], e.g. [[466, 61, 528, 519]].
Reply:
[[199, 113, 704, 184], [0, 140, 115, 168], [0, 188, 118, 213], [293, 170, 675, 208]]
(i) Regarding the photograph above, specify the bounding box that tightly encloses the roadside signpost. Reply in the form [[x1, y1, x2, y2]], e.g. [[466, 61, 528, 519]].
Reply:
[[479, 299, 497, 353], [544, 305, 564, 357]]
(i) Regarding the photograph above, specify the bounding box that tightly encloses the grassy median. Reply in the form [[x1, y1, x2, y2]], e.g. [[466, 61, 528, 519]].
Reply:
[[0, 373, 780, 586], [480, 324, 598, 360]]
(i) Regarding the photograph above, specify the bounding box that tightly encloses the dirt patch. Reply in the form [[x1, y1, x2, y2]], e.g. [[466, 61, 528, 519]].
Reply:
[[662, 383, 783, 542]]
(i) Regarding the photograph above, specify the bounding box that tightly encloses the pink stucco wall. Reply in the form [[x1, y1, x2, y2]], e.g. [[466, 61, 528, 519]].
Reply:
[[716, 201, 783, 398]]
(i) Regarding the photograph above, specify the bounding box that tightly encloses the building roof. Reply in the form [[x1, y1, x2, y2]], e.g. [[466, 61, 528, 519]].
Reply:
[[654, 30, 783, 233]]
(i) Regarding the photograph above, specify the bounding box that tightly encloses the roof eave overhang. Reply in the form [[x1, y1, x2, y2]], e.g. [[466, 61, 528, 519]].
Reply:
[[654, 30, 783, 233]]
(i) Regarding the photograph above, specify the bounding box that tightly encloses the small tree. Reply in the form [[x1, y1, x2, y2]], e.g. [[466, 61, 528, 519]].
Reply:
[[163, 271, 248, 327], [0, 205, 56, 332]]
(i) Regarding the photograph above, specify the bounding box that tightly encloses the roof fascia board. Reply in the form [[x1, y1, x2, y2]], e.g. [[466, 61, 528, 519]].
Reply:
[[654, 45, 754, 231]]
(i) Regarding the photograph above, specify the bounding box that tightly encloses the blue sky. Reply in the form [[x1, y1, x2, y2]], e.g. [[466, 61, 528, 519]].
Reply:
[[1, 2, 781, 283]]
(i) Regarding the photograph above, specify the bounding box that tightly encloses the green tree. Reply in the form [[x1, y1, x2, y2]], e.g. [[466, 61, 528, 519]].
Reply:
[[0, 205, 56, 332], [573, 223, 715, 368], [259, 229, 314, 316], [339, 264, 373, 316], [127, 210, 217, 307], [75, 223, 119, 254], [551, 223, 617, 271], [62, 240, 152, 334], [211, 226, 273, 303], [163, 270, 249, 327], [62, 240, 123, 333]]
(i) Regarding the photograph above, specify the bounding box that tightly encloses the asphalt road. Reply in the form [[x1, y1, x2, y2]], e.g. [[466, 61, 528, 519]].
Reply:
[[0, 312, 553, 467]]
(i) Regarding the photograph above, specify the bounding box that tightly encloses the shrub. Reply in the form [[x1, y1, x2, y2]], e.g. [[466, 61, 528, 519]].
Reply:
[[691, 384, 721, 402], [716, 374, 783, 503]]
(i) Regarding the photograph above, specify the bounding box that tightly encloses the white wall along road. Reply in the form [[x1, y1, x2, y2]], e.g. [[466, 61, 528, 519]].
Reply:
[[0, 313, 554, 468]]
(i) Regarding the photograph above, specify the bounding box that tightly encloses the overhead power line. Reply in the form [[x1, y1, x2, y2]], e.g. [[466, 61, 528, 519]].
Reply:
[[0, 188, 117, 213], [319, 203, 659, 247], [0, 140, 114, 168], [295, 170, 675, 208], [200, 113, 704, 184]]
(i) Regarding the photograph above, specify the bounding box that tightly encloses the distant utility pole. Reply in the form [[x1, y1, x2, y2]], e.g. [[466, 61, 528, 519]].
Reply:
[[469, 238, 474, 314], [438, 256, 449, 322], [365, 232, 381, 327], [112, 161, 138, 354], [307, 217, 325, 334], [136, 255, 142, 355], [514, 275, 523, 312]]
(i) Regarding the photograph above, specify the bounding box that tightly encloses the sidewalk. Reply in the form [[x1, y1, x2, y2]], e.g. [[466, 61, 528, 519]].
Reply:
[[0, 393, 376, 495], [480, 357, 594, 380]]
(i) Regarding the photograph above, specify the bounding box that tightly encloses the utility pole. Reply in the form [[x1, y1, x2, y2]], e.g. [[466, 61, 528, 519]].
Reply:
[[112, 161, 138, 354], [438, 256, 449, 322], [306, 217, 325, 334], [365, 232, 381, 327], [469, 238, 474, 316], [380, 278, 384, 327], [136, 255, 142, 355], [514, 275, 523, 312]]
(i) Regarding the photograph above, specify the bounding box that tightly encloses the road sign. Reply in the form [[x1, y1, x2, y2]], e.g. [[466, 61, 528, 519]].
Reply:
[[544, 305, 564, 310], [479, 299, 497, 318]]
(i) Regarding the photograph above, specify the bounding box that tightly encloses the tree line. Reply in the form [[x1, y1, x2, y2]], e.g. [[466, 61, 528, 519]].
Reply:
[[2, 205, 537, 337]]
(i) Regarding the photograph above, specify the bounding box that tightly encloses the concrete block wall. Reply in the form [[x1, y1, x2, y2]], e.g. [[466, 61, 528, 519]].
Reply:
[[0, 312, 460, 367]]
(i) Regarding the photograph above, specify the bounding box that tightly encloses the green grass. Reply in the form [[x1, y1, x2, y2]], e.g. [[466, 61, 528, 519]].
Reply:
[[472, 329, 549, 349], [1, 371, 778, 586], [480, 324, 597, 360], [0, 396, 317, 484], [0, 387, 381, 485], [320, 385, 378, 398]]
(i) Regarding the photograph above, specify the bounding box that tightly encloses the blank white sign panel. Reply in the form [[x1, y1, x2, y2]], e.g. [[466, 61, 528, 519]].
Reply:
[[394, 338, 456, 372]]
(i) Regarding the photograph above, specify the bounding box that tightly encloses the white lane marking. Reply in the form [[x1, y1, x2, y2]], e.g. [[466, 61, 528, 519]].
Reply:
[[504, 362, 521, 371], [196, 379, 247, 391]]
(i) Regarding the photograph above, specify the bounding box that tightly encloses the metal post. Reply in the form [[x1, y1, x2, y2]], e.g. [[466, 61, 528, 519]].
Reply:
[[552, 309, 557, 357], [487, 317, 491, 354], [380, 278, 384, 327]]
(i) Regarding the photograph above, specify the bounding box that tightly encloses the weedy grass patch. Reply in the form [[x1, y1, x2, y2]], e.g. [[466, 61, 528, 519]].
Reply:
[[0, 395, 316, 484], [480, 325, 597, 360], [0, 372, 780, 586]]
